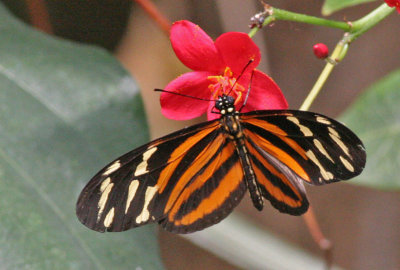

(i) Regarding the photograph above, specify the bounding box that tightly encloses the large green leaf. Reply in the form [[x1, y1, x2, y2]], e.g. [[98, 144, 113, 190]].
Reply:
[[340, 70, 400, 190], [322, 0, 377, 15], [0, 3, 164, 269]]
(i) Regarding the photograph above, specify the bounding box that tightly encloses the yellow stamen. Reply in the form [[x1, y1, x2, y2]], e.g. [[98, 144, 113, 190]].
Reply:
[[207, 66, 247, 106]]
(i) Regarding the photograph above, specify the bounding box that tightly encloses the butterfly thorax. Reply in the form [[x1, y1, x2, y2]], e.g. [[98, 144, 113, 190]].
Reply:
[[216, 95, 243, 139]]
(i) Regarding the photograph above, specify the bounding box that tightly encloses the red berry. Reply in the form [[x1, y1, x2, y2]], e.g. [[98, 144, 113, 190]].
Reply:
[[313, 43, 329, 59]]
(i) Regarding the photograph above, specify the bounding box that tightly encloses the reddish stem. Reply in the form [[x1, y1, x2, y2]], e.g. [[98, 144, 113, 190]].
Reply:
[[25, 0, 53, 34], [303, 206, 333, 269], [133, 0, 171, 35]]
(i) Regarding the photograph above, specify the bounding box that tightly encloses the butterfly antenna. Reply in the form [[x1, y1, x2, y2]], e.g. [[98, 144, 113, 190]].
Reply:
[[154, 88, 214, 102], [227, 59, 254, 97], [239, 70, 254, 112]]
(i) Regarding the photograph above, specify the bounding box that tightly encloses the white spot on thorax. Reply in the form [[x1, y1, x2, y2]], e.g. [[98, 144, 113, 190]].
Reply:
[[102, 160, 121, 176], [134, 147, 158, 176], [125, 180, 139, 214], [104, 207, 115, 228], [136, 186, 159, 224], [287, 116, 313, 136]]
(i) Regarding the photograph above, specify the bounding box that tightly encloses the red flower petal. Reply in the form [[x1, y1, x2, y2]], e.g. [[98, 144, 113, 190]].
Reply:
[[170, 20, 225, 73], [161, 71, 214, 120], [385, 0, 400, 13], [215, 32, 261, 76], [240, 70, 288, 112]]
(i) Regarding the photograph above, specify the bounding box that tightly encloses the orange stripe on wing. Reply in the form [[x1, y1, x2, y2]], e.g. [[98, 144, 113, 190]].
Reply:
[[171, 159, 243, 226], [246, 141, 303, 207], [241, 118, 288, 136], [164, 133, 227, 214], [245, 130, 311, 183], [157, 125, 219, 193], [278, 136, 308, 160], [243, 118, 308, 160], [253, 165, 302, 208]]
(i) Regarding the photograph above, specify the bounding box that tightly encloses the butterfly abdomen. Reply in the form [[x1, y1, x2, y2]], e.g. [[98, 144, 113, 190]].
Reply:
[[221, 112, 264, 211], [235, 138, 264, 211]]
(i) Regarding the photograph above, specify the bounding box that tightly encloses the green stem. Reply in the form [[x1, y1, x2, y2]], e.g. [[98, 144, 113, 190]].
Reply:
[[300, 4, 394, 110], [249, 6, 351, 37], [249, 3, 395, 110], [272, 8, 351, 31], [248, 16, 275, 38], [299, 42, 346, 111], [346, 4, 394, 43]]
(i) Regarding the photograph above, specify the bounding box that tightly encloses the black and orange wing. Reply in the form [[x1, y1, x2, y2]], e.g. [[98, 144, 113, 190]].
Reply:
[[76, 119, 246, 234], [240, 110, 366, 215]]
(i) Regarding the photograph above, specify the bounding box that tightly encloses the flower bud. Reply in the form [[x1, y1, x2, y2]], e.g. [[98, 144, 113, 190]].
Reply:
[[313, 43, 329, 59]]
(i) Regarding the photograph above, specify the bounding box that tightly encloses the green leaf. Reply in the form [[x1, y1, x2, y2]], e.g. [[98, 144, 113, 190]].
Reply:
[[340, 70, 400, 190], [322, 0, 377, 15], [0, 3, 164, 269]]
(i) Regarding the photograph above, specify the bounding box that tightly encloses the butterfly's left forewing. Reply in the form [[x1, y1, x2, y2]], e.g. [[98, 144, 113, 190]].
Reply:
[[76, 119, 247, 233]]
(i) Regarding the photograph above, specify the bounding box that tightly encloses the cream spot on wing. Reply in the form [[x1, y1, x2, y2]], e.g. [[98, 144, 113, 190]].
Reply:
[[328, 128, 350, 157], [316, 116, 331, 125], [97, 177, 114, 221], [340, 156, 355, 172], [313, 139, 334, 163], [306, 150, 334, 181], [125, 180, 139, 214], [100, 177, 111, 192], [102, 160, 121, 176], [287, 116, 313, 136], [328, 127, 340, 138], [136, 186, 159, 224], [104, 207, 115, 228], [134, 147, 158, 177]]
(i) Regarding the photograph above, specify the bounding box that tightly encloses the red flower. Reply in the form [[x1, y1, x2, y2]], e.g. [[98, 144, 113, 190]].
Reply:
[[161, 20, 288, 120], [385, 0, 400, 13]]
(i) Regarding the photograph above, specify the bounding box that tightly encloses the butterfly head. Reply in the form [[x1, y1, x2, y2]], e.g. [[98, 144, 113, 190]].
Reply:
[[215, 95, 236, 115]]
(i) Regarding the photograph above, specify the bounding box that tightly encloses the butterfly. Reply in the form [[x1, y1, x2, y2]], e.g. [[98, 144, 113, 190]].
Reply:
[[76, 94, 366, 234]]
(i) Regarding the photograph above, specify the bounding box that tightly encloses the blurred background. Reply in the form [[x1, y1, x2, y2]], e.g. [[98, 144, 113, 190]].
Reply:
[[2, 0, 399, 269]]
